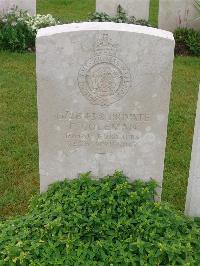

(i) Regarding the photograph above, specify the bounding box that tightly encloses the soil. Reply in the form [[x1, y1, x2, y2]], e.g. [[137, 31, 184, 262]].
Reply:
[[175, 42, 192, 56]]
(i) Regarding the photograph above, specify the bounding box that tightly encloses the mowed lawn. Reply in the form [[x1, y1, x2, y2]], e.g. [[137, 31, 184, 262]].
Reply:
[[37, 0, 95, 21], [0, 0, 200, 219]]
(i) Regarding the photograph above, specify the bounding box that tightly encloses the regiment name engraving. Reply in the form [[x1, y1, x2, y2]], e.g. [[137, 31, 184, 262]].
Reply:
[[57, 110, 151, 151]]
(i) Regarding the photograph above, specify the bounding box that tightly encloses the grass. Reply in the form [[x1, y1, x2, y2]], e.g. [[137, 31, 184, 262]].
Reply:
[[37, 0, 95, 21], [163, 57, 200, 210], [0, 52, 38, 219], [0, 0, 200, 218], [149, 0, 159, 26]]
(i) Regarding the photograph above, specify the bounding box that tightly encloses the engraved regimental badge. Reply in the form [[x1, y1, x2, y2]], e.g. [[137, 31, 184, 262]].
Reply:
[[78, 34, 131, 106]]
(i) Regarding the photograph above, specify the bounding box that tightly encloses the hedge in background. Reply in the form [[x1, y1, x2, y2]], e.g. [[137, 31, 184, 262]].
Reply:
[[0, 172, 200, 265]]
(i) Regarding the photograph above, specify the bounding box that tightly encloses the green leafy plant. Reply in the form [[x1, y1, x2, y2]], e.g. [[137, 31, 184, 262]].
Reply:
[[174, 28, 200, 56], [0, 9, 34, 52], [0, 172, 200, 265], [89, 5, 151, 26], [0, 8, 57, 52]]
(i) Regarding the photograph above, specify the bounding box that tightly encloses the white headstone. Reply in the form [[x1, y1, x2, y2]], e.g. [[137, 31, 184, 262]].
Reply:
[[0, 0, 36, 16], [159, 0, 200, 32], [185, 87, 200, 217], [96, 0, 150, 20], [36, 22, 174, 194]]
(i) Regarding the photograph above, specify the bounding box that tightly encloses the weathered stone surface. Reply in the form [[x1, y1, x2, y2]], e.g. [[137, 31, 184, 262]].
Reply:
[[36, 22, 174, 193], [185, 88, 200, 217], [96, 0, 150, 20], [0, 0, 36, 16], [159, 0, 200, 32]]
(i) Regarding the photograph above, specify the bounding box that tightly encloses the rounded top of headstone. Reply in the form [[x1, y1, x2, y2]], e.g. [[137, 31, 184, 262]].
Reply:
[[37, 22, 174, 42]]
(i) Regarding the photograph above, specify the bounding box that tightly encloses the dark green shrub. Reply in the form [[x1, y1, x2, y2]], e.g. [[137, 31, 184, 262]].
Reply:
[[0, 10, 34, 52], [174, 28, 200, 56], [0, 9, 57, 52], [0, 171, 200, 265]]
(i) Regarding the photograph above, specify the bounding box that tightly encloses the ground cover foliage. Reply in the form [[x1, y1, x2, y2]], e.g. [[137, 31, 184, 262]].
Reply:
[[0, 172, 200, 265]]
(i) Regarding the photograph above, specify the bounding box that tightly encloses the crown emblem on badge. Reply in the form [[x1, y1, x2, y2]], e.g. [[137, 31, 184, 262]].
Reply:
[[78, 33, 131, 106], [95, 34, 117, 56]]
